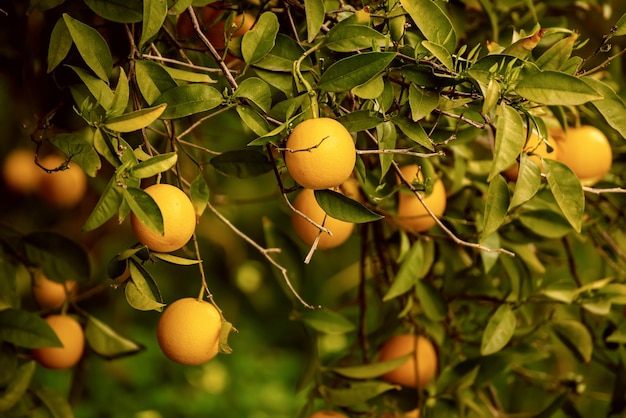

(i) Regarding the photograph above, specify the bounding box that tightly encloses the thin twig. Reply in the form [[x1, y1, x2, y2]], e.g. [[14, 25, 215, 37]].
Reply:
[[141, 53, 224, 73], [583, 186, 626, 194]]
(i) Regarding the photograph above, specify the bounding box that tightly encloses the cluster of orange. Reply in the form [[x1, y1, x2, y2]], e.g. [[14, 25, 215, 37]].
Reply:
[[2, 150, 87, 208]]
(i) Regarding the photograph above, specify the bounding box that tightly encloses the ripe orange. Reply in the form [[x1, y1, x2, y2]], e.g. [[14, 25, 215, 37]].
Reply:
[[291, 188, 355, 249], [395, 165, 447, 233], [2, 148, 42, 195], [38, 154, 88, 208], [130, 183, 196, 253], [553, 125, 612, 186], [309, 411, 348, 418], [177, 4, 255, 50], [156, 297, 222, 365], [32, 273, 77, 310], [502, 131, 559, 181], [284, 118, 356, 190], [379, 334, 438, 388], [32, 314, 85, 369]]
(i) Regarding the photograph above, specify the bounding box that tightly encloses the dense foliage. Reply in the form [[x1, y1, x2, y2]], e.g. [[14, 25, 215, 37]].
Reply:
[[1, 0, 626, 417]]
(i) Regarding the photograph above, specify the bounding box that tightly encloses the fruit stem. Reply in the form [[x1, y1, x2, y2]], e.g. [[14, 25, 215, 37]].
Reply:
[[293, 42, 323, 119]]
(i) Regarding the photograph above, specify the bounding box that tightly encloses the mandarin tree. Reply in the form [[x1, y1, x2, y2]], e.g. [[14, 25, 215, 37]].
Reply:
[[1, 0, 626, 417]]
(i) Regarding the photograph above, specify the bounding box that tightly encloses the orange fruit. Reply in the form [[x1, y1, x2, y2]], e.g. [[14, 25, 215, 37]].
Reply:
[[396, 165, 447, 233], [553, 125, 612, 186], [379, 334, 438, 388], [130, 183, 196, 253], [38, 154, 87, 208], [177, 4, 254, 50], [2, 148, 42, 194], [32, 314, 85, 369], [32, 273, 77, 310], [309, 411, 348, 418], [284, 118, 356, 190], [156, 297, 222, 365], [502, 131, 559, 181], [291, 188, 355, 249]]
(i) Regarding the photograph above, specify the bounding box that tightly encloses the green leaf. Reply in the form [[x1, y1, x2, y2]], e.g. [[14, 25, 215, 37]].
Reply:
[[481, 304, 516, 355], [47, 18, 72, 73], [481, 174, 510, 240], [320, 381, 398, 407], [134, 60, 177, 105], [160, 65, 215, 84], [210, 150, 273, 178], [153, 84, 223, 119], [33, 386, 74, 418], [533, 391, 572, 418], [304, 0, 325, 43], [393, 117, 434, 150], [139, 0, 168, 49], [509, 154, 541, 208], [337, 110, 384, 133], [352, 74, 385, 99], [232, 77, 272, 113], [490, 103, 524, 181], [314, 189, 383, 223], [383, 240, 424, 301], [63, 14, 113, 81], [612, 12, 626, 36], [299, 308, 355, 334], [329, 355, 410, 380], [236, 105, 270, 136], [85, 314, 144, 359], [152, 253, 202, 265], [325, 24, 386, 52], [105, 104, 167, 133], [82, 177, 123, 232], [0, 310, 61, 349], [190, 174, 209, 218], [253, 34, 313, 72], [422, 40, 454, 70], [535, 32, 578, 71], [515, 71, 602, 105], [401, 0, 456, 52], [241, 12, 279, 64], [23, 232, 90, 283], [0, 361, 35, 412], [582, 77, 626, 139], [519, 210, 574, 239], [124, 187, 164, 236], [129, 152, 177, 179], [49, 130, 101, 177], [415, 279, 447, 321], [317, 52, 397, 92], [0, 258, 19, 310], [551, 319, 592, 363], [108, 67, 130, 118], [67, 65, 114, 111], [543, 159, 584, 232], [408, 84, 439, 121], [126, 259, 165, 311], [262, 218, 304, 303], [84, 0, 143, 23]]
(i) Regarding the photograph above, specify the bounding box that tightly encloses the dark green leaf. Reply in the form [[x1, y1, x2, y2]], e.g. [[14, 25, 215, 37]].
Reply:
[[481, 174, 510, 240], [481, 304, 516, 355], [337, 110, 384, 132], [139, 0, 168, 49], [262, 218, 304, 303], [84, 0, 143, 23], [329, 355, 410, 379], [47, 18, 72, 73], [582, 77, 626, 139], [543, 159, 584, 232], [135, 60, 178, 105], [320, 381, 398, 407], [509, 154, 541, 208], [241, 12, 279, 64], [304, 0, 325, 43], [393, 117, 434, 150], [190, 174, 209, 218], [314, 189, 383, 223], [299, 308, 355, 334], [317, 52, 397, 92], [533, 391, 571, 418], [416, 279, 447, 321], [153, 84, 223, 119], [0, 361, 35, 412], [0, 258, 19, 310], [126, 259, 165, 311], [63, 14, 113, 81], [515, 71, 602, 105], [408, 84, 439, 121], [82, 177, 123, 232], [535, 32, 578, 71], [49, 130, 101, 177], [0, 310, 61, 349], [23, 232, 91, 283], [85, 314, 144, 359], [490, 103, 524, 181], [108, 67, 130, 118], [233, 77, 272, 113], [253, 34, 313, 72], [210, 150, 273, 178], [67, 65, 114, 110]]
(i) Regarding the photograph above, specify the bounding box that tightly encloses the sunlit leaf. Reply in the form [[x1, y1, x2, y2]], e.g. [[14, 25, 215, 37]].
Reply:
[[152, 253, 201, 265], [153, 84, 223, 119], [126, 259, 164, 311], [543, 159, 584, 232], [85, 314, 144, 359], [519, 210, 574, 239], [129, 152, 177, 179], [299, 308, 355, 334], [481, 174, 510, 240], [383, 240, 424, 301], [325, 24, 386, 52], [551, 319, 592, 363], [408, 84, 439, 121], [241, 12, 279, 64], [135, 60, 177, 105], [124, 187, 163, 236], [393, 117, 434, 150], [582, 77, 626, 139], [104, 104, 167, 133], [63, 14, 113, 81], [49, 129, 101, 177], [236, 105, 270, 136], [489, 103, 524, 181], [139, 0, 167, 49], [401, 0, 456, 52], [67, 65, 114, 111], [190, 174, 209, 218], [481, 304, 516, 355], [233, 77, 272, 113], [0, 361, 35, 412], [253, 34, 313, 72], [304, 0, 325, 43], [535, 32, 578, 71], [515, 71, 602, 105], [422, 40, 454, 70], [509, 154, 541, 208], [47, 18, 72, 73], [82, 177, 123, 232]]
